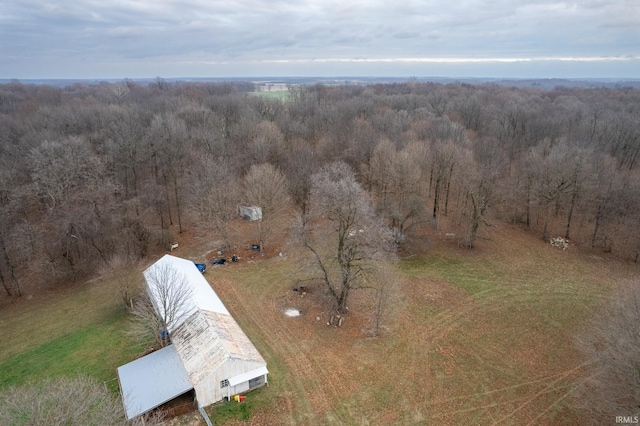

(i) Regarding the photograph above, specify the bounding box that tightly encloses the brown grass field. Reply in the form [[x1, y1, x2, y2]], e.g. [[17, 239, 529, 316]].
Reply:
[[188, 222, 636, 425], [1, 220, 637, 425]]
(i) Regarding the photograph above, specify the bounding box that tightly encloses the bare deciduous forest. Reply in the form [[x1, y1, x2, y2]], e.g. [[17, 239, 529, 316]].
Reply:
[[1, 79, 638, 301], [1, 78, 640, 423]]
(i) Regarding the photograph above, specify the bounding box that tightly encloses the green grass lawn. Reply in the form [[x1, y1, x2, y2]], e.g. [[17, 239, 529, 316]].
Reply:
[[0, 309, 143, 392], [249, 91, 290, 101], [0, 273, 147, 394]]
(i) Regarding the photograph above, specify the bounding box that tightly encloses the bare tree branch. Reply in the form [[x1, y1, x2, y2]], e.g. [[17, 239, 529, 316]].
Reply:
[[0, 376, 126, 425], [574, 279, 640, 424], [297, 161, 395, 314], [132, 262, 193, 347]]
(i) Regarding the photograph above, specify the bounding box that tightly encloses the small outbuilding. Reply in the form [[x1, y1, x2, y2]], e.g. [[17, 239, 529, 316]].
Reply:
[[239, 205, 262, 221], [117, 255, 268, 420]]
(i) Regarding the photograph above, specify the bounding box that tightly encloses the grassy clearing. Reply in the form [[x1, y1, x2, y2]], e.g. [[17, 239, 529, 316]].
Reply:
[[0, 270, 147, 393], [207, 259, 317, 424], [1, 224, 633, 424], [202, 225, 626, 424], [207, 394, 254, 422], [0, 282, 120, 362], [0, 309, 143, 392], [250, 91, 290, 101], [389, 229, 619, 424]]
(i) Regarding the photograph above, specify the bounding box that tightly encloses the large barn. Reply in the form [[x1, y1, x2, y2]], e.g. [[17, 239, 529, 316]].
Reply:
[[117, 255, 268, 420]]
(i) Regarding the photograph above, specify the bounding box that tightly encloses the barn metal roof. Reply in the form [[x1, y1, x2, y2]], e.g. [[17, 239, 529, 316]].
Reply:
[[171, 310, 267, 387], [144, 254, 230, 332], [117, 345, 192, 420]]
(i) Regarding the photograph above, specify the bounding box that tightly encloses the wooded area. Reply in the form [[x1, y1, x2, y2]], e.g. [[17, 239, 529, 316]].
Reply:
[[0, 79, 639, 300]]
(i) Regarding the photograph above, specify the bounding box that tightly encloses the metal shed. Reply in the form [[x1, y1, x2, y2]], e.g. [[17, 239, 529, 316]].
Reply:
[[117, 345, 192, 420], [239, 205, 262, 221]]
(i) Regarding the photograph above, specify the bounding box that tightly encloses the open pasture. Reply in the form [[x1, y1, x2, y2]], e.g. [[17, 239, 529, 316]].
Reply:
[[203, 224, 630, 425], [1, 223, 633, 424]]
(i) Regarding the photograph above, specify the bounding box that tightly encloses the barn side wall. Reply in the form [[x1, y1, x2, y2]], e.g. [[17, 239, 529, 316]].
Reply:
[[194, 359, 266, 407]]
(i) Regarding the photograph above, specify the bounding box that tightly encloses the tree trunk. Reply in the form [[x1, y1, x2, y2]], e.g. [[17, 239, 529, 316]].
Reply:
[[338, 277, 350, 314], [1, 244, 21, 297], [542, 203, 552, 241], [428, 168, 433, 199], [0, 267, 11, 297], [433, 177, 441, 219], [591, 205, 603, 248], [466, 192, 481, 248], [444, 163, 454, 216], [525, 179, 531, 228], [163, 171, 173, 226], [565, 183, 579, 240], [172, 174, 183, 233]]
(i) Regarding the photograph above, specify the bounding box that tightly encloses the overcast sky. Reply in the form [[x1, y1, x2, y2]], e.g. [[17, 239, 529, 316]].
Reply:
[[1, 0, 639, 79]]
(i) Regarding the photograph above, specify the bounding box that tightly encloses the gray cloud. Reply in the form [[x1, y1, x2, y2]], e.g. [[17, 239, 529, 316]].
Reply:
[[0, 0, 638, 78]]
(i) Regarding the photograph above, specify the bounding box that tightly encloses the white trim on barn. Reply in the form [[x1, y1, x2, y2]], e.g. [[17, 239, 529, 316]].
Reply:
[[228, 366, 269, 387], [118, 255, 268, 419]]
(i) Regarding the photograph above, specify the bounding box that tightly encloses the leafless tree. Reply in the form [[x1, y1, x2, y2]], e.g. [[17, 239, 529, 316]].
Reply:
[[427, 89, 450, 117], [455, 91, 488, 134], [3, 80, 640, 298], [298, 162, 395, 314], [187, 157, 240, 250], [248, 120, 285, 165], [282, 139, 316, 221], [430, 140, 460, 224], [562, 145, 591, 240], [129, 292, 166, 349], [146, 113, 190, 233], [104, 104, 148, 201], [243, 163, 290, 252], [526, 139, 575, 241], [29, 136, 110, 210], [132, 261, 192, 347], [369, 140, 427, 243], [574, 279, 640, 424], [0, 209, 22, 297], [459, 139, 506, 248], [0, 375, 126, 425], [100, 254, 144, 309], [370, 263, 400, 337]]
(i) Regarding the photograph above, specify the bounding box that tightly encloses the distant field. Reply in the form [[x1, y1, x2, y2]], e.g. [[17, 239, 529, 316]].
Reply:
[[250, 90, 290, 101], [1, 223, 634, 424]]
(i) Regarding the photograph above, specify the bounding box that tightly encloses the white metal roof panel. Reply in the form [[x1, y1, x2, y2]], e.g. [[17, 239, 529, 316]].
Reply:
[[228, 366, 269, 387], [117, 345, 193, 420], [144, 255, 229, 331]]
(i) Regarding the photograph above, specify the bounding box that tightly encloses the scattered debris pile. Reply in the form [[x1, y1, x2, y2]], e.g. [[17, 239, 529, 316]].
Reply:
[[550, 236, 569, 250], [328, 315, 344, 327]]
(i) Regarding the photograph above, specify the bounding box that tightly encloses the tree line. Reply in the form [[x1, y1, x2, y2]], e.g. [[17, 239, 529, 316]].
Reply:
[[1, 79, 639, 300]]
